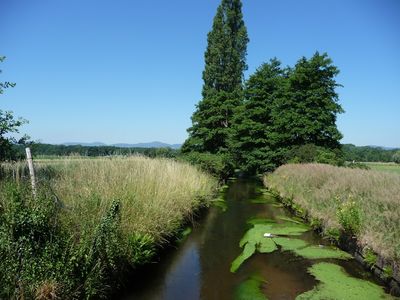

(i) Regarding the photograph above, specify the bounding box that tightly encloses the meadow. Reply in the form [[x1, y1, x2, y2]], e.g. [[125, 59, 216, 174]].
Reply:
[[264, 164, 400, 268], [0, 156, 217, 299], [365, 162, 400, 175]]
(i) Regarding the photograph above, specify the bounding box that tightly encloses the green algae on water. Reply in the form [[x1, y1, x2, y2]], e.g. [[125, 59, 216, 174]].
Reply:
[[296, 262, 394, 300], [272, 237, 308, 251], [235, 275, 268, 300], [293, 245, 352, 260], [250, 196, 276, 204], [211, 197, 227, 212], [277, 216, 307, 226], [231, 242, 258, 273], [231, 221, 310, 272], [247, 217, 276, 225]]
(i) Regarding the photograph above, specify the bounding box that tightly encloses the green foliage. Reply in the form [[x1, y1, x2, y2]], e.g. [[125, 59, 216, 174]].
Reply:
[[126, 233, 155, 266], [0, 181, 150, 298], [229, 52, 344, 174], [0, 182, 68, 299], [392, 151, 400, 164], [342, 144, 400, 163], [336, 197, 362, 235], [183, 0, 248, 155], [230, 59, 285, 174], [363, 248, 378, 269], [286, 144, 343, 165], [0, 56, 28, 161], [345, 161, 371, 170], [181, 151, 234, 179], [383, 266, 393, 280], [11, 143, 179, 158]]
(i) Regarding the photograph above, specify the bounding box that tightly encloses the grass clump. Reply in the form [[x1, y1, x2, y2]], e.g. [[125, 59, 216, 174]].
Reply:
[[0, 156, 217, 298], [265, 163, 400, 263]]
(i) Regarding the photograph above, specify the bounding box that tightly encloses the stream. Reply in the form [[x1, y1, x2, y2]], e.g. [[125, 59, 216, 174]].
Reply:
[[120, 178, 394, 300]]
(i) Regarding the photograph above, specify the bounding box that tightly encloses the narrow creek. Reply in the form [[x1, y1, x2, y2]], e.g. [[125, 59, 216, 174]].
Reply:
[[120, 178, 394, 299]]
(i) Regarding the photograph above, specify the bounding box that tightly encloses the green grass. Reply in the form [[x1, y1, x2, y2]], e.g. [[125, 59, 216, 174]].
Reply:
[[365, 162, 400, 174], [0, 156, 217, 298], [265, 163, 400, 266]]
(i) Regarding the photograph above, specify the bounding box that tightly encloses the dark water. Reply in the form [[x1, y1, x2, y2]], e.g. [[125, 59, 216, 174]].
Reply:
[[120, 178, 384, 300]]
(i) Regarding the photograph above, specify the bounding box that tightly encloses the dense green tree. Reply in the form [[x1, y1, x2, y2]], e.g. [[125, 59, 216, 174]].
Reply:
[[230, 58, 286, 173], [271, 52, 344, 161], [0, 56, 27, 161], [182, 0, 248, 154]]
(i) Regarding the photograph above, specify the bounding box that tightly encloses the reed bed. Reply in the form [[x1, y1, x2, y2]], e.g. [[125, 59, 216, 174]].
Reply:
[[265, 163, 400, 262]]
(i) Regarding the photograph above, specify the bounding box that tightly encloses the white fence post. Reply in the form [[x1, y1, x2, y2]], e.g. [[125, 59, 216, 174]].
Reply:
[[25, 147, 37, 198]]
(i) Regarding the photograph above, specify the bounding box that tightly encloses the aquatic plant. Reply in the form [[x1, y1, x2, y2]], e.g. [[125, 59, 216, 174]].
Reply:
[[231, 219, 351, 273], [231, 221, 309, 272], [296, 263, 394, 299], [235, 275, 268, 300], [293, 245, 352, 260]]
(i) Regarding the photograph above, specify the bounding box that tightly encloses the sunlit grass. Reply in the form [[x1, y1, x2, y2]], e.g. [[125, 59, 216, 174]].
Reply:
[[265, 163, 400, 262], [1, 155, 218, 243]]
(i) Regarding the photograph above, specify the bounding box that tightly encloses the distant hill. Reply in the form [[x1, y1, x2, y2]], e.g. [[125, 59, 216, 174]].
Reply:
[[61, 141, 181, 149], [62, 142, 107, 147], [367, 145, 399, 150]]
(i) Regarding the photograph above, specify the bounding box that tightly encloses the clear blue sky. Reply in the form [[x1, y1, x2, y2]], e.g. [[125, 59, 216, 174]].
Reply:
[[1, 0, 399, 147]]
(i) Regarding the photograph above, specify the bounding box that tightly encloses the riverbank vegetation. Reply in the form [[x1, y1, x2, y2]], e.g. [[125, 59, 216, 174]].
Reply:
[[264, 163, 400, 267], [0, 156, 217, 298]]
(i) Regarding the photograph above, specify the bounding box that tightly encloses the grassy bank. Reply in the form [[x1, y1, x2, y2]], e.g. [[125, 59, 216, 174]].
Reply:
[[264, 164, 400, 266], [0, 156, 217, 299]]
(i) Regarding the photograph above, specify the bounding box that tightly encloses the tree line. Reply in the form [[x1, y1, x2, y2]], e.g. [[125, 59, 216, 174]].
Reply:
[[343, 144, 400, 163], [10, 143, 178, 159], [182, 0, 344, 177]]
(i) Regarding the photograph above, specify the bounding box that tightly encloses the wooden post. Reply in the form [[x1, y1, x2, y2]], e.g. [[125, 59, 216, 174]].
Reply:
[[25, 147, 37, 198]]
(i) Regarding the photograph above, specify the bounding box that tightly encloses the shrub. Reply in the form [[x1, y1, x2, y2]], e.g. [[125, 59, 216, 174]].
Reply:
[[392, 151, 400, 164], [336, 196, 362, 235], [181, 151, 234, 180], [286, 144, 343, 166]]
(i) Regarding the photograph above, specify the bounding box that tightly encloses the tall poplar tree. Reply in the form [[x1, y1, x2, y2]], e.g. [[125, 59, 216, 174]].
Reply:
[[182, 0, 249, 154]]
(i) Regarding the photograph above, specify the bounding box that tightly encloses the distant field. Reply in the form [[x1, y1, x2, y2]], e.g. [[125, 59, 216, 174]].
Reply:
[[365, 162, 400, 174]]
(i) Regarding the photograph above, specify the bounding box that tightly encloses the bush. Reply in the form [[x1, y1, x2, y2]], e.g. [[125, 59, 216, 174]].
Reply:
[[0, 181, 126, 299], [345, 161, 370, 170], [181, 151, 234, 180], [336, 196, 362, 235], [286, 144, 343, 166], [392, 151, 400, 164]]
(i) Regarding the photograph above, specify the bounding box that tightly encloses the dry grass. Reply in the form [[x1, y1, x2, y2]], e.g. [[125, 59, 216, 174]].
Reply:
[[265, 163, 400, 262], [2, 155, 218, 242]]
